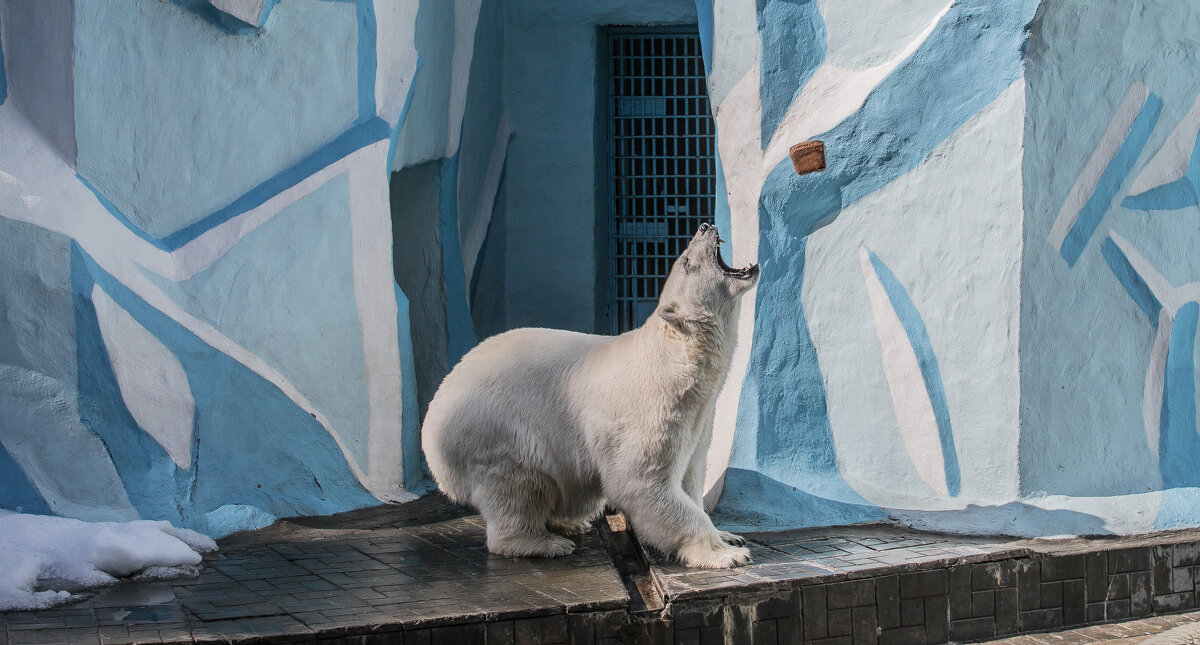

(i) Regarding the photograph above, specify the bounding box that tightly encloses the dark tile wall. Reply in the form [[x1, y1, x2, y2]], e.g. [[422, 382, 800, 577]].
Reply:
[[310, 541, 1200, 645]]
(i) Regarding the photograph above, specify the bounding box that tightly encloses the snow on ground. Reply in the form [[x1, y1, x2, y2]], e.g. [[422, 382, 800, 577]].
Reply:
[[0, 511, 217, 611]]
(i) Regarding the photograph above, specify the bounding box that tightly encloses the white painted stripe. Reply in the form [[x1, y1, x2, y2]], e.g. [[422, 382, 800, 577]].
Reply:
[[1047, 83, 1150, 252], [373, 0, 420, 124], [0, 103, 382, 497], [1144, 309, 1172, 459], [1128, 93, 1200, 196], [445, 0, 483, 154], [350, 141, 417, 503], [462, 116, 511, 287], [92, 285, 196, 470], [859, 248, 948, 496], [763, 0, 952, 163], [1104, 231, 1180, 311]]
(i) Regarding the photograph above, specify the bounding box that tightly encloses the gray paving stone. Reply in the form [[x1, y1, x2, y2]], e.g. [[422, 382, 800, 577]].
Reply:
[[9, 498, 1200, 644]]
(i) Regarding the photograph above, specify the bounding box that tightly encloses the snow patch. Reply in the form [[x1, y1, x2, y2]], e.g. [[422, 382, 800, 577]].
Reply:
[[0, 511, 216, 611]]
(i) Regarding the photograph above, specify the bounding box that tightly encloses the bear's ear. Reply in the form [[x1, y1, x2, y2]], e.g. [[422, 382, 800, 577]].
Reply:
[[657, 302, 687, 331]]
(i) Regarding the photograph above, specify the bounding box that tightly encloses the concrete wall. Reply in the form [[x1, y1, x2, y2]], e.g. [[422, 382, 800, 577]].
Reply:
[[698, 0, 1200, 538], [699, 0, 1040, 535], [1020, 1, 1200, 529], [0, 0, 74, 160], [5, 0, 1200, 542], [0, 0, 424, 537]]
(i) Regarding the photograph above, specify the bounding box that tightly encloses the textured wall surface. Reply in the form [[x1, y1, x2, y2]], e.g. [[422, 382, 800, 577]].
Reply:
[[1020, 1, 1200, 527], [701, 0, 1041, 534], [4, 0, 1200, 542], [0, 0, 74, 161], [74, 0, 359, 238], [699, 0, 1200, 538], [0, 0, 427, 537]]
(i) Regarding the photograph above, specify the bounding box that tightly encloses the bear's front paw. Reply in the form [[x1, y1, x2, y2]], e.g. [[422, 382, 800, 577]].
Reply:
[[718, 530, 747, 547], [677, 539, 752, 569]]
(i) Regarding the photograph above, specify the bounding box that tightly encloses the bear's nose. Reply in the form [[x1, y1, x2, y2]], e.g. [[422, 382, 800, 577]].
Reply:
[[698, 223, 713, 233]]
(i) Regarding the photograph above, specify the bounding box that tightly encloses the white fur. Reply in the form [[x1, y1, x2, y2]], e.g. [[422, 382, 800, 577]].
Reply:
[[421, 225, 758, 567]]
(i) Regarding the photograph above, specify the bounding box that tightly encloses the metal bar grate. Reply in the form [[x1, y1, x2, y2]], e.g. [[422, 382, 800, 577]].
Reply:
[[606, 29, 715, 334]]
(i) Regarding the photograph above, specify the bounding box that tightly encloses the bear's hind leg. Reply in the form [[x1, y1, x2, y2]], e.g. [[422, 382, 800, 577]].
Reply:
[[473, 464, 576, 558]]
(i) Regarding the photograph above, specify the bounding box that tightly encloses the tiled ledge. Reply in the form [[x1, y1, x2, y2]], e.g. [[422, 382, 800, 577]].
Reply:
[[5, 496, 1200, 644], [648, 525, 1200, 644]]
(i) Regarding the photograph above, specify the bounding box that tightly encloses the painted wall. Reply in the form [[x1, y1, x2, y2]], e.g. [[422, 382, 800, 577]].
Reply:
[[697, 0, 1200, 538], [0, 0, 74, 161], [5, 0, 1200, 543], [698, 0, 1054, 536], [1020, 1, 1200, 528], [0, 0, 425, 538], [390, 160, 449, 420]]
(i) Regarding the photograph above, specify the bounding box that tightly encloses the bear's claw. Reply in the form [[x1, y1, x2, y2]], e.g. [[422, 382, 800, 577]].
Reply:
[[677, 539, 753, 569], [718, 530, 747, 547], [548, 519, 594, 536]]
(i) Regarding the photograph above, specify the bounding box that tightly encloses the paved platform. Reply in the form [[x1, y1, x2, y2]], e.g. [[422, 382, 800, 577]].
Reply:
[[982, 610, 1200, 643], [5, 495, 1200, 644]]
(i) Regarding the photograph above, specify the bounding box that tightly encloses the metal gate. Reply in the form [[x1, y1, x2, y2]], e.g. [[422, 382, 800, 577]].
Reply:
[[604, 28, 715, 333]]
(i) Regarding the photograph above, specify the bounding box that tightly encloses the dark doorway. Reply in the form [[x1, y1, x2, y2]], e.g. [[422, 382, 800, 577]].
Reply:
[[601, 26, 716, 334]]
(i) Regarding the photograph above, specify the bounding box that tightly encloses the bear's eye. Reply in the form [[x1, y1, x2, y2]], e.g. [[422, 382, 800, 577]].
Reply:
[[679, 256, 693, 273]]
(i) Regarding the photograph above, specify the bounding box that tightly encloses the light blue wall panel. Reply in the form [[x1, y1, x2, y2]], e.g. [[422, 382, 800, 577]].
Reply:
[[720, 0, 1038, 526], [74, 244, 377, 537], [143, 175, 370, 472], [74, 0, 358, 239], [391, 0, 454, 170], [1020, 0, 1200, 497]]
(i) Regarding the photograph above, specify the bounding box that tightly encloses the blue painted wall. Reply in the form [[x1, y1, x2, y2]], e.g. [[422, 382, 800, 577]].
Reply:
[[390, 160, 450, 420], [143, 176, 371, 472], [1, 0, 422, 535], [0, 13, 6, 106], [719, 0, 1038, 529], [457, 0, 507, 330], [7, 0, 1200, 541], [0, 0, 75, 160], [500, 0, 697, 333], [1020, 0, 1200, 498], [73, 0, 359, 239], [73, 244, 378, 536], [391, 0, 454, 171]]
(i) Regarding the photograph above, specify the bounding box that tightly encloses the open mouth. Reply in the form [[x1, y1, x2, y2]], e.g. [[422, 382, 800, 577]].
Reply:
[[712, 234, 759, 280]]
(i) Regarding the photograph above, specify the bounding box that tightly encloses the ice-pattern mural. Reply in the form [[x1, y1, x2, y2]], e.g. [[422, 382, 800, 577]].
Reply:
[[4, 0, 1200, 541], [1017, 0, 1200, 533], [700, 0, 1039, 533], [699, 0, 1200, 537], [0, 0, 495, 537]]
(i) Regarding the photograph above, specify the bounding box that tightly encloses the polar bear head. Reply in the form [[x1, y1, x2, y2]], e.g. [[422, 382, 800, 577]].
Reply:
[[655, 223, 759, 333]]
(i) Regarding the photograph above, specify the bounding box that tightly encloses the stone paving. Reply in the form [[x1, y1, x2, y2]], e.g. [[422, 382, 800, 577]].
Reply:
[[981, 609, 1200, 644], [6, 495, 1200, 644], [0, 495, 627, 644]]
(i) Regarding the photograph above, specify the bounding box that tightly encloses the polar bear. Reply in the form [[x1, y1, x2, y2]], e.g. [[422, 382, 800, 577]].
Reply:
[[421, 223, 759, 568]]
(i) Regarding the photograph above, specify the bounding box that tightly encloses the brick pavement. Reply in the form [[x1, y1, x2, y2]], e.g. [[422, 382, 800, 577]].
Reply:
[[5, 494, 1200, 644], [981, 609, 1200, 644]]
